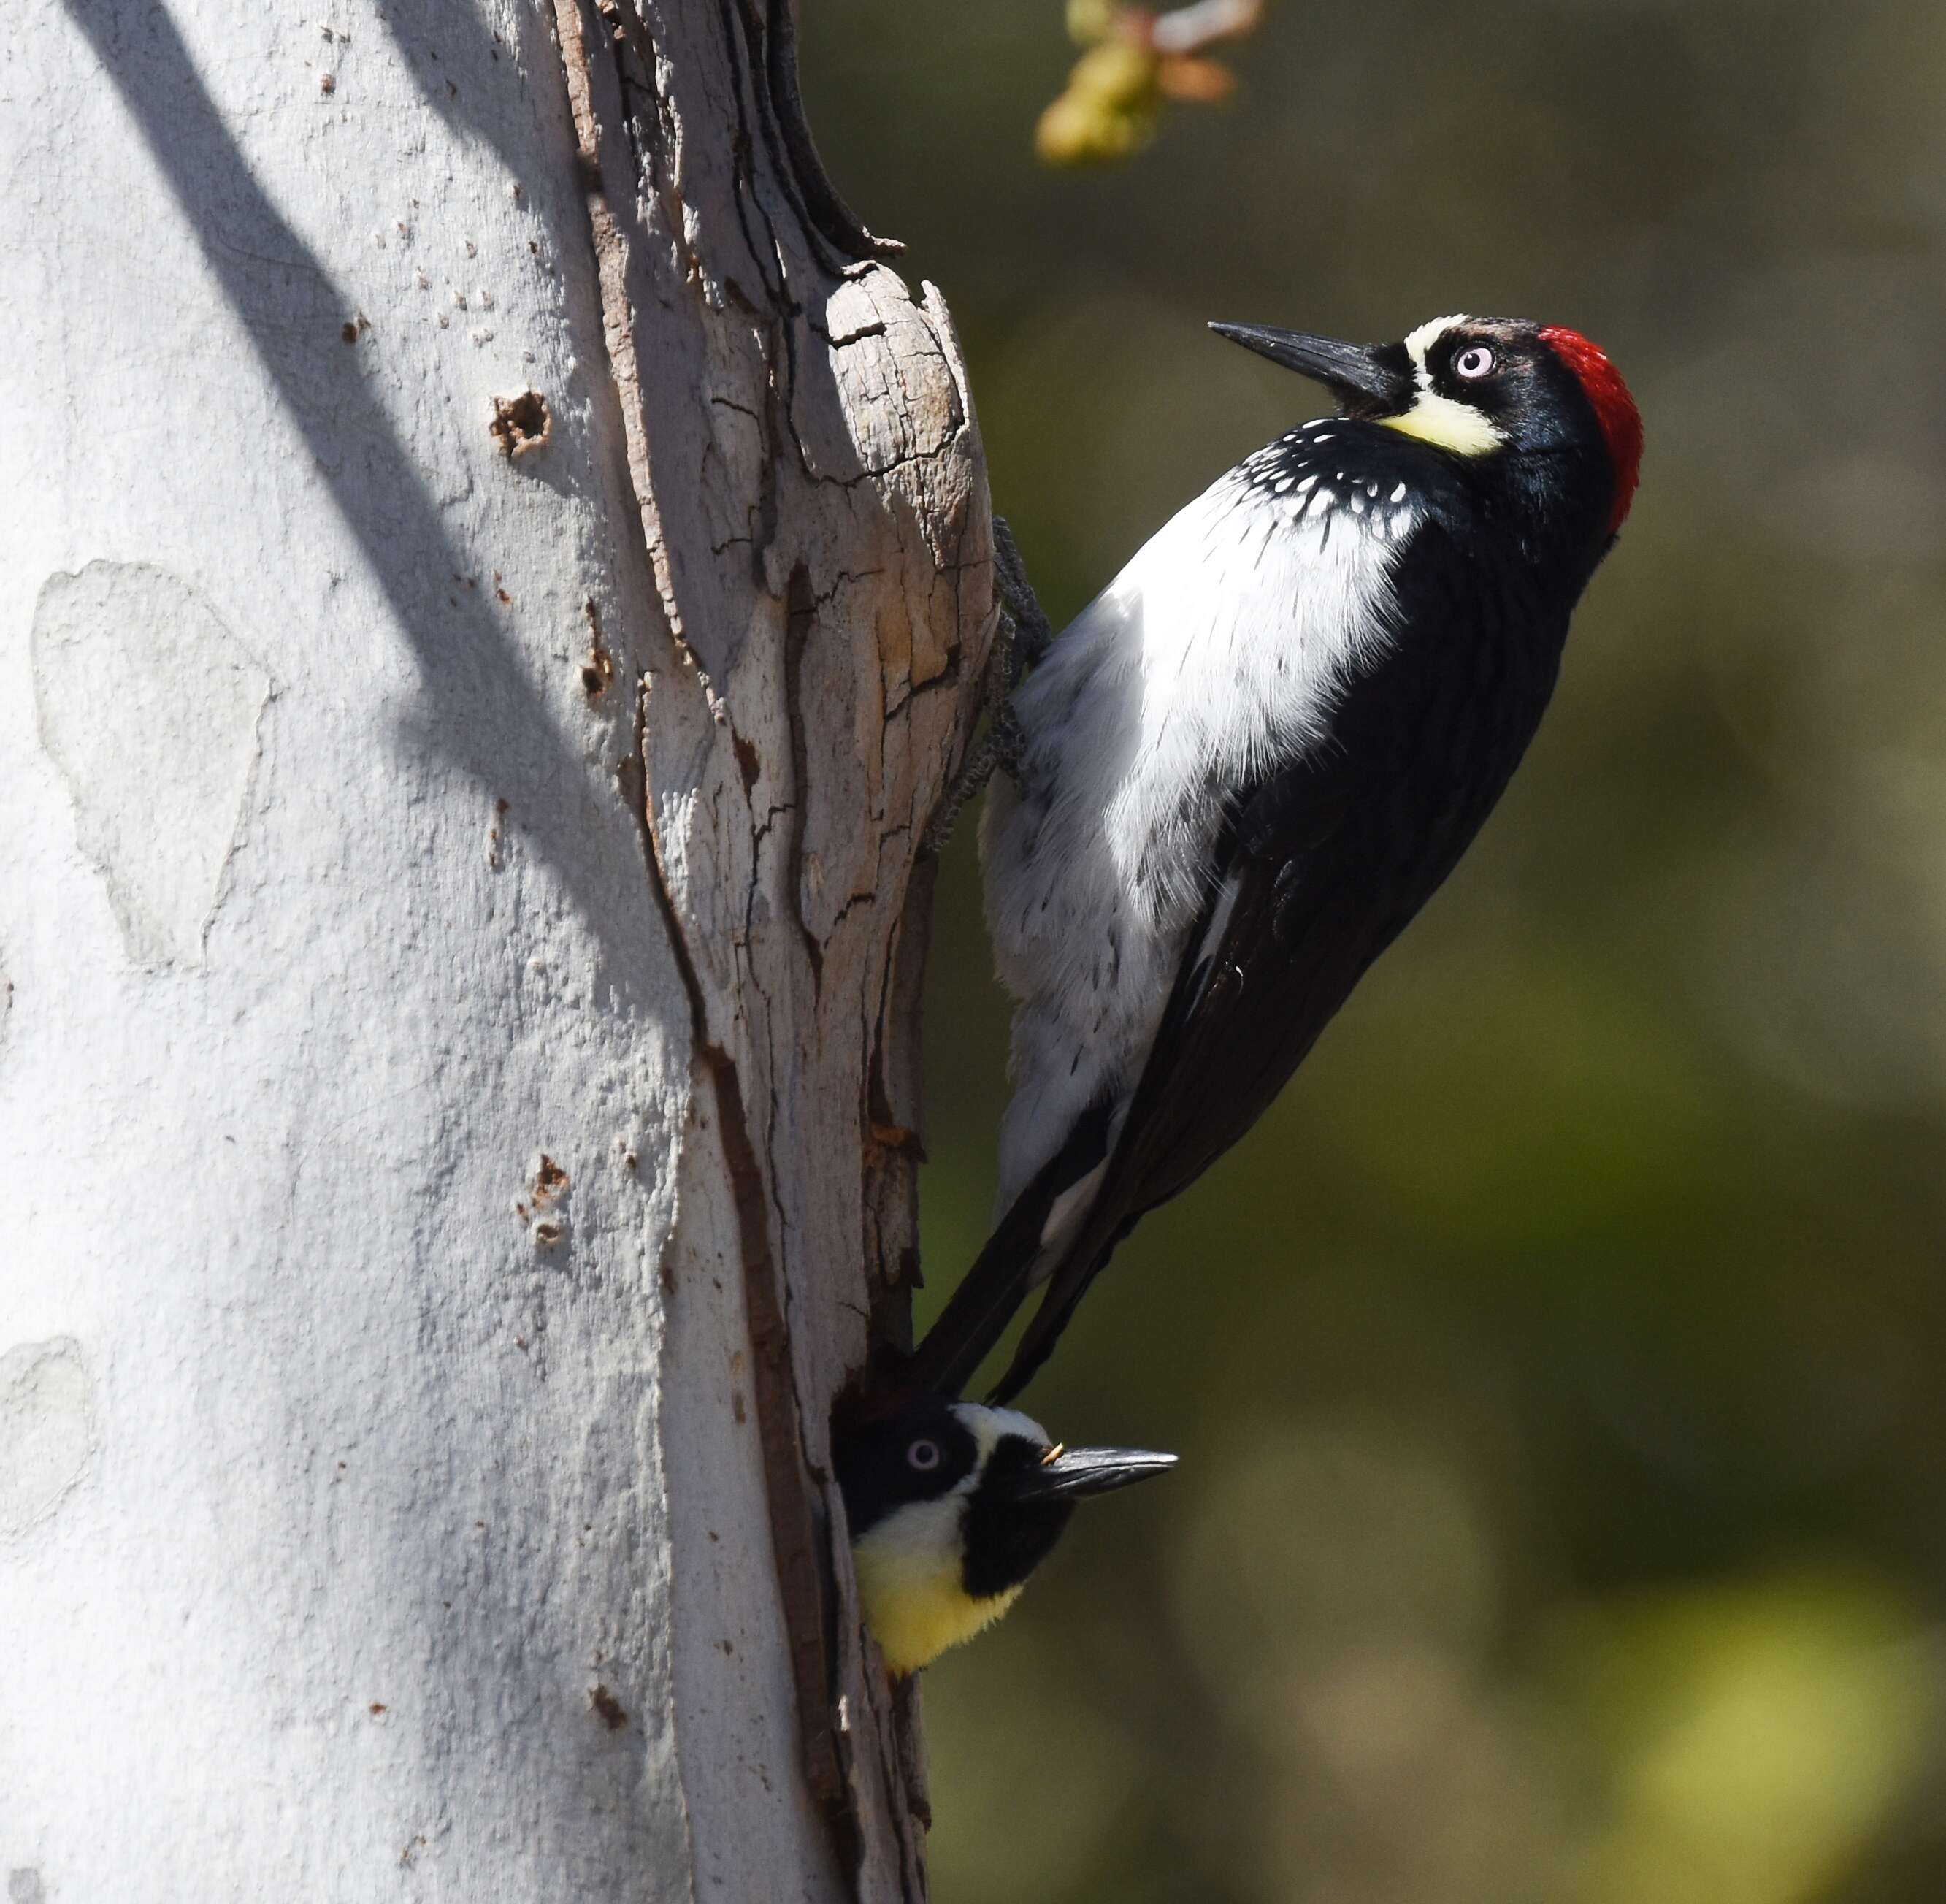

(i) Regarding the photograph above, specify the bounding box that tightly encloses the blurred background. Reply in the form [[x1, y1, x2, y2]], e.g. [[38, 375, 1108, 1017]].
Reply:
[[802, 4, 1946, 1899]]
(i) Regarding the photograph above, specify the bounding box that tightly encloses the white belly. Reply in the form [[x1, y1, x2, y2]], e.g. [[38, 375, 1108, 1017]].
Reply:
[[981, 444, 1413, 1208]]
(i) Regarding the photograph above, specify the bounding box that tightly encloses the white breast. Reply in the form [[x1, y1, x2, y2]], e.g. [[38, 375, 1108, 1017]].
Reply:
[[982, 434, 1415, 1209]]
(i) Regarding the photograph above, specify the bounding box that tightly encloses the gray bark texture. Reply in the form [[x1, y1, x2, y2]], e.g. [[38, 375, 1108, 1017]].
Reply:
[[0, 2, 989, 1900]]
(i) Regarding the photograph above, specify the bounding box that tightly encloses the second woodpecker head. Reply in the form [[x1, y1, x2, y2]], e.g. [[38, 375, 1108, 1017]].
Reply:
[[1211, 313, 1643, 556], [835, 1398, 1176, 1676]]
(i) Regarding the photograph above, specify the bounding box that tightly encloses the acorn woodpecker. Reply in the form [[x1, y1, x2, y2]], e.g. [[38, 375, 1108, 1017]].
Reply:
[[913, 313, 1644, 1403], [835, 1397, 1176, 1675]]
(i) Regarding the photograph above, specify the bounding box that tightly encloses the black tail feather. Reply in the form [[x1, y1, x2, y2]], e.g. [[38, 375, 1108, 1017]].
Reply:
[[986, 1209, 1137, 1403], [905, 1101, 1114, 1398], [903, 1190, 1054, 1399]]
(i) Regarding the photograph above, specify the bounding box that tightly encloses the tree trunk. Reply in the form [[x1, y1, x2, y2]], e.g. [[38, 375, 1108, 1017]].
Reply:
[[0, 4, 987, 1899]]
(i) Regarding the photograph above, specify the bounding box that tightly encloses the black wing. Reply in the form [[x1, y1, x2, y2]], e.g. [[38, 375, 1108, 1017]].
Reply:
[[909, 749, 1379, 1401], [979, 521, 1567, 1402], [982, 760, 1374, 1400]]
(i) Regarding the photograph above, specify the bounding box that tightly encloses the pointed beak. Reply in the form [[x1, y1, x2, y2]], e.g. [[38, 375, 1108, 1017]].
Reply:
[[996, 1445, 1179, 1503], [1208, 321, 1410, 413]]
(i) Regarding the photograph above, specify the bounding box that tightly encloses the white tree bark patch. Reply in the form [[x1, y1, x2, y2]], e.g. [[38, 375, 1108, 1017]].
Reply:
[[0, 1337, 95, 1539], [32, 561, 270, 968]]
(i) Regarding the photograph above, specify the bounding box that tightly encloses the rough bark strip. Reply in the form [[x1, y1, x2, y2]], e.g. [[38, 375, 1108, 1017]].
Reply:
[[553, 2, 862, 1854], [551, 0, 992, 1895], [556, 0, 735, 711]]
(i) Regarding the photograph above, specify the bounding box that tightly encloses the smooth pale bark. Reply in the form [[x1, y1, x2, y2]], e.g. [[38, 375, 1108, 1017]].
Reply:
[[0, 3, 987, 1899]]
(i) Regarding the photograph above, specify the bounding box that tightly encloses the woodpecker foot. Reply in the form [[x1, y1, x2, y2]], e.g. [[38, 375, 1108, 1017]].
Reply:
[[919, 701, 1023, 859], [992, 516, 1052, 676], [920, 521, 1039, 857], [919, 519, 1049, 859]]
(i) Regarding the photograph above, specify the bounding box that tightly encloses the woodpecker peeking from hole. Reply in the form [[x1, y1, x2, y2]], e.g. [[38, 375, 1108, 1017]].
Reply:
[[913, 314, 1644, 1404], [836, 1397, 1176, 1675]]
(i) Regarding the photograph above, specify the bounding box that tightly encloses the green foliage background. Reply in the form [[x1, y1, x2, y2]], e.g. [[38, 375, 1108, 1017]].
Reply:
[[803, 5, 1946, 1898]]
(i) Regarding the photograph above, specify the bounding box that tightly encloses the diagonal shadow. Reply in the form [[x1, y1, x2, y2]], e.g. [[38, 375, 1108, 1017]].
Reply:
[[55, 2, 684, 1863], [369, 0, 539, 182], [64, 0, 636, 961]]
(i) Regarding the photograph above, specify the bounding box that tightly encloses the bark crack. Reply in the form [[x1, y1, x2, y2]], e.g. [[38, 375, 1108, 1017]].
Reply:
[[629, 679, 852, 1831], [784, 562, 825, 990]]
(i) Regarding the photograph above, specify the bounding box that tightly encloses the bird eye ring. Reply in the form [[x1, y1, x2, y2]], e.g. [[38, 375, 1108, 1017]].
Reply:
[[1454, 345, 1496, 380], [906, 1439, 941, 1472]]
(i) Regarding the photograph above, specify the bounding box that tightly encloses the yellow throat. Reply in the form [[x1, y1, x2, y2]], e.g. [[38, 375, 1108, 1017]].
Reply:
[[852, 1495, 1024, 1676]]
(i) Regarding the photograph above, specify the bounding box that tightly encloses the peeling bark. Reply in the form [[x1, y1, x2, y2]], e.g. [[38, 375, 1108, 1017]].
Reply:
[[0, 1, 987, 1898]]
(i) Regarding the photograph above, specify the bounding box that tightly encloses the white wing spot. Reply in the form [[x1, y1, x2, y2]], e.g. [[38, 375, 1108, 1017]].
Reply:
[[1391, 482, 1408, 502]]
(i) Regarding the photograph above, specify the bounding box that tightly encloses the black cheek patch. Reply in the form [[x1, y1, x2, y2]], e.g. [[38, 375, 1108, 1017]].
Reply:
[[961, 1492, 1076, 1602], [959, 1433, 1082, 1599]]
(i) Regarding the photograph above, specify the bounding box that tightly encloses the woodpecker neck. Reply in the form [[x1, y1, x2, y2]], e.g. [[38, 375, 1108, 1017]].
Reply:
[[1474, 437, 1619, 611], [1538, 325, 1642, 534]]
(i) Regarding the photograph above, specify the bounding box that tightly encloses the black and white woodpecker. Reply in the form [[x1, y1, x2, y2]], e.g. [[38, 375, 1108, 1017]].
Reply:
[[913, 314, 1644, 1404], [836, 1397, 1176, 1675]]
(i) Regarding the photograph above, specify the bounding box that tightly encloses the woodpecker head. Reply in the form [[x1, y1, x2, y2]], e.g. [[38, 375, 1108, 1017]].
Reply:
[[835, 1398, 1176, 1676], [1211, 313, 1643, 543]]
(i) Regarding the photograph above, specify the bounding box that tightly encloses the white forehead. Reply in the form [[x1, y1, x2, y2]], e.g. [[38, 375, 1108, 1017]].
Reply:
[[951, 1402, 1050, 1458], [1403, 314, 1477, 370]]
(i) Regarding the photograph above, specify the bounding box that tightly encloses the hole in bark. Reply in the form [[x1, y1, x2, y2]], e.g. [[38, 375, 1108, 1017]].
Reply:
[[489, 389, 551, 459], [589, 1685, 628, 1731]]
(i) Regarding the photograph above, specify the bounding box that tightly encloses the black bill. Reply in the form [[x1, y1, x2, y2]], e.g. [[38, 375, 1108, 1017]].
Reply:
[[1208, 321, 1411, 413], [997, 1444, 1180, 1502]]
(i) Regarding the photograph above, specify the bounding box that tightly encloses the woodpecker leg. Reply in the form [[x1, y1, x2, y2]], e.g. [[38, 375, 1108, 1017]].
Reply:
[[919, 518, 1049, 859], [919, 670, 1022, 860], [992, 516, 1053, 676]]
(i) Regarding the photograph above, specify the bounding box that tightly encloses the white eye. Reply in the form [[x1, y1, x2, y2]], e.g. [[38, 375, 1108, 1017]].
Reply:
[[906, 1438, 941, 1473], [1454, 345, 1496, 380]]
